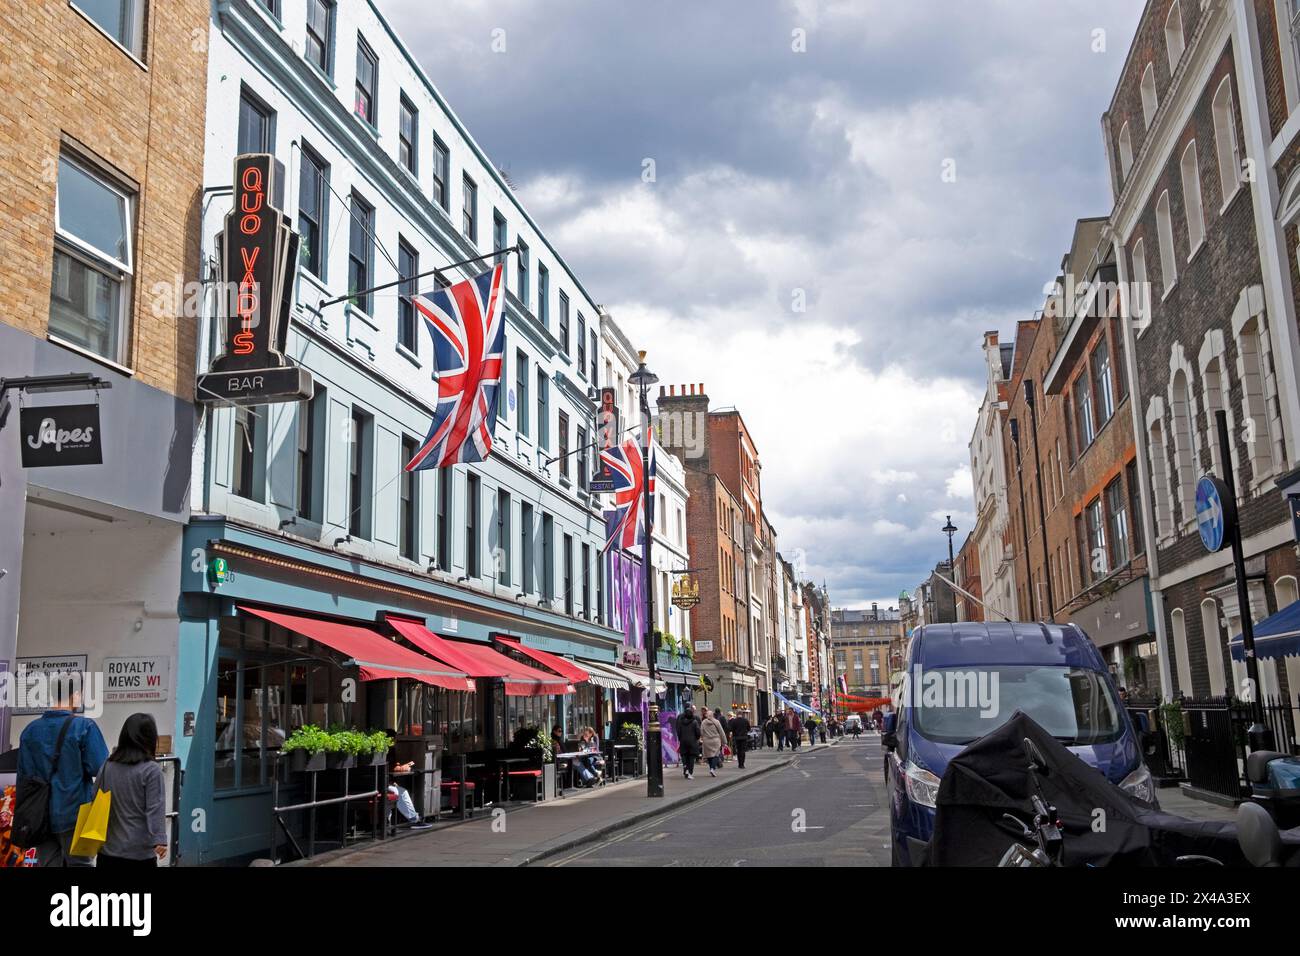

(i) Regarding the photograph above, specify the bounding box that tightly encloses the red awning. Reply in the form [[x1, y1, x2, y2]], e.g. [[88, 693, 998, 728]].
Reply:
[[494, 636, 590, 684], [387, 617, 574, 696], [240, 606, 476, 691]]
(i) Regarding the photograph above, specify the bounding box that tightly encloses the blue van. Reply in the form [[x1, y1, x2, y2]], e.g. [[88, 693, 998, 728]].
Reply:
[[885, 621, 1150, 866]]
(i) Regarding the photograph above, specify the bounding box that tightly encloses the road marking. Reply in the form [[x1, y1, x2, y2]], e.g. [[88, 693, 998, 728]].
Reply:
[[799, 769, 810, 778], [647, 832, 669, 842]]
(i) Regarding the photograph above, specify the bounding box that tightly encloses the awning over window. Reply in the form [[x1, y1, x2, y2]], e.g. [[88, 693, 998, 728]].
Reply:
[[1229, 600, 1300, 661], [387, 617, 574, 696], [576, 659, 637, 691], [659, 669, 692, 686], [494, 636, 590, 683], [239, 606, 476, 691]]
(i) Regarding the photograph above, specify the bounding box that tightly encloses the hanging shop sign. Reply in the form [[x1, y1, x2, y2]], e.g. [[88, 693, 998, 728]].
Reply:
[[197, 153, 312, 406], [589, 387, 620, 492], [671, 575, 700, 610], [19, 404, 102, 467], [620, 644, 643, 668], [103, 656, 171, 704]]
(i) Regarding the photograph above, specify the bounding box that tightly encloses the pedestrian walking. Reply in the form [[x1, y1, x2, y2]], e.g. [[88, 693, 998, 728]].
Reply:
[[803, 714, 818, 748], [784, 708, 801, 751], [675, 705, 702, 779], [728, 710, 752, 769], [818, 719, 828, 744], [94, 713, 171, 866], [15, 683, 108, 867], [700, 708, 727, 777], [769, 714, 782, 751]]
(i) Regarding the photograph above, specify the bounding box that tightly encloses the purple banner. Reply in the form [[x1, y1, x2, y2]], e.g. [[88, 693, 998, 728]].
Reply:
[[605, 535, 645, 649]]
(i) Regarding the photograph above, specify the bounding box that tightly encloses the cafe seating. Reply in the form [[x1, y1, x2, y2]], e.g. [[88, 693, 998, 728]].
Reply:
[[440, 779, 477, 815], [506, 768, 545, 802]]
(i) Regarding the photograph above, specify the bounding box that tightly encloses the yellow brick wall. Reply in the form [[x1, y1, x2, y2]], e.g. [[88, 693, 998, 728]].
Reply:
[[0, 0, 209, 397]]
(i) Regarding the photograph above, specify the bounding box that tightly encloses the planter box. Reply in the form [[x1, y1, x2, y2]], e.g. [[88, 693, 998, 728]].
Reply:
[[366, 751, 388, 768], [286, 749, 327, 773], [327, 752, 356, 770]]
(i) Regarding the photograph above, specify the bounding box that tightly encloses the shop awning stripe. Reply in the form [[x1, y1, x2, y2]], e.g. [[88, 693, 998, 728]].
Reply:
[[387, 617, 574, 696], [494, 636, 591, 683]]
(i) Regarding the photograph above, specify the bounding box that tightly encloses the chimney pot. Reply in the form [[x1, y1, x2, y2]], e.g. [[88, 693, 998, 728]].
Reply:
[[699, 383, 704, 394], [689, 384, 695, 395], [659, 385, 666, 397]]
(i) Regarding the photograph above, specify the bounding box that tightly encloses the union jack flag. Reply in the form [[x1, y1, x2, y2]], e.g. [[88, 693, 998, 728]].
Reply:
[[599, 437, 656, 551], [405, 264, 506, 471], [838, 674, 848, 695]]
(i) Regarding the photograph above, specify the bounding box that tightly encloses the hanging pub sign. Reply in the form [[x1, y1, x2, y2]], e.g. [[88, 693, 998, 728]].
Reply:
[[196, 153, 313, 406], [671, 574, 700, 610], [589, 386, 620, 492], [19, 404, 102, 467]]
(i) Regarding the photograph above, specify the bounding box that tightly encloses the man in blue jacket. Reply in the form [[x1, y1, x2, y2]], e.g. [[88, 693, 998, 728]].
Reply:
[[17, 684, 108, 866]]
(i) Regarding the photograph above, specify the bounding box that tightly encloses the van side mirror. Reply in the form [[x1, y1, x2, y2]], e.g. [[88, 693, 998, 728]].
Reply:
[[882, 713, 898, 752]]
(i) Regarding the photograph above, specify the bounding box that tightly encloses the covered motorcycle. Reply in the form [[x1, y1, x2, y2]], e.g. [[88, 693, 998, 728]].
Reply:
[[926, 710, 1295, 867]]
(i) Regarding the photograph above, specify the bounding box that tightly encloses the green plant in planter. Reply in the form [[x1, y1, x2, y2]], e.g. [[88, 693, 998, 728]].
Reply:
[[1122, 656, 1142, 686], [368, 730, 394, 755], [618, 721, 645, 751], [1159, 701, 1186, 750], [282, 725, 333, 755], [335, 728, 371, 759], [515, 725, 553, 762]]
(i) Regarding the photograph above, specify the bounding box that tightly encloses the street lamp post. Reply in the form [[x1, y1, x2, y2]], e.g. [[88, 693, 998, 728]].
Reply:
[[943, 516, 957, 620], [1023, 380, 1055, 619], [629, 351, 664, 798]]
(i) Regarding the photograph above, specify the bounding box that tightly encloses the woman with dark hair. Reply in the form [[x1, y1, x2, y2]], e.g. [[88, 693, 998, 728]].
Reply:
[[94, 713, 167, 867]]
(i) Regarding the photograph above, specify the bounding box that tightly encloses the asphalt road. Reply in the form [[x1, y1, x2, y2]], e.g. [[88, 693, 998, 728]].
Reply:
[[541, 736, 892, 867]]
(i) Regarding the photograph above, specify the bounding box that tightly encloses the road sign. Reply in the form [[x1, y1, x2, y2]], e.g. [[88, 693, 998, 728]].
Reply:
[[1195, 474, 1233, 553]]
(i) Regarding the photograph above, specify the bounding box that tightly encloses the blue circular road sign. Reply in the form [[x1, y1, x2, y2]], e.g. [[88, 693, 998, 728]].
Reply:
[[1195, 475, 1231, 553]]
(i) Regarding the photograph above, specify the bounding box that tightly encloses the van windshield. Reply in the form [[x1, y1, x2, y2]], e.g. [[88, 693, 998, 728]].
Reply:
[[911, 664, 1123, 746]]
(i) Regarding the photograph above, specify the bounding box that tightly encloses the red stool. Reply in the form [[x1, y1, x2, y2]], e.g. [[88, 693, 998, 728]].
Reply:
[[506, 769, 544, 802], [441, 779, 477, 814]]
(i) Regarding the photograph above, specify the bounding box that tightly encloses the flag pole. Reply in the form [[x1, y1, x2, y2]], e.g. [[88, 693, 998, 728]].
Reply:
[[316, 245, 520, 309]]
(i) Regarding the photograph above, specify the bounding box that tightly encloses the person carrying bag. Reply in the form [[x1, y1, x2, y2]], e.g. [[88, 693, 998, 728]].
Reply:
[[93, 714, 168, 867], [14, 687, 108, 867]]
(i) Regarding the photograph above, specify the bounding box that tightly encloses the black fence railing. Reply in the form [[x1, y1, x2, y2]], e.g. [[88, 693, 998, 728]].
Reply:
[[1158, 695, 1300, 801]]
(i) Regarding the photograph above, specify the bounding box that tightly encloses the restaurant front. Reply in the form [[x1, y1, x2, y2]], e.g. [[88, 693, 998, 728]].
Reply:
[[177, 517, 623, 865]]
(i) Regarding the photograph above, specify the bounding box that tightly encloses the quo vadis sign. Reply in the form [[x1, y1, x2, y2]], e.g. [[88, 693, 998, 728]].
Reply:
[[19, 404, 102, 467], [197, 153, 312, 406]]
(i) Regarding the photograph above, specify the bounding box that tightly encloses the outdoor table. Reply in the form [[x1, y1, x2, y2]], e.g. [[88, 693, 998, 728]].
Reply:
[[496, 756, 531, 802], [612, 744, 636, 780], [559, 749, 605, 786]]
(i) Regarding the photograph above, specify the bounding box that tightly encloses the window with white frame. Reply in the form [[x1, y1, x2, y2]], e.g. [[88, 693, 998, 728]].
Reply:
[[1130, 238, 1149, 329], [1181, 141, 1205, 254], [1155, 191, 1177, 293], [1140, 63, 1159, 129], [1211, 77, 1241, 206], [1118, 122, 1134, 180], [1235, 310, 1281, 484], [1165, 2, 1185, 73], [1200, 598, 1228, 695], [1171, 608, 1193, 696], [49, 153, 135, 365], [76, 0, 146, 58], [1169, 368, 1198, 523], [1146, 408, 1173, 540]]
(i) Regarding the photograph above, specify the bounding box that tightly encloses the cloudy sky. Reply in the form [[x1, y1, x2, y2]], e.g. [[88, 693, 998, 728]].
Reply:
[[378, 0, 1143, 609]]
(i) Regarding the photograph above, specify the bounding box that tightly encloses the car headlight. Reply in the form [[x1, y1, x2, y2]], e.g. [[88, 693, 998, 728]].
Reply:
[[1119, 764, 1155, 803], [903, 760, 942, 808]]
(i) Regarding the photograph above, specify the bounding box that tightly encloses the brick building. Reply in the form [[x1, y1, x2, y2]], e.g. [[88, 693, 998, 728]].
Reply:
[[953, 531, 984, 621], [1103, 0, 1300, 704], [830, 605, 903, 696], [969, 331, 1018, 619], [0, 1, 208, 766], [658, 384, 764, 714]]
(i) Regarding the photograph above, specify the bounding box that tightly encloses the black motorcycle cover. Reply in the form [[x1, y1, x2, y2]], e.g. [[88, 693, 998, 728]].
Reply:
[[927, 711, 1258, 867]]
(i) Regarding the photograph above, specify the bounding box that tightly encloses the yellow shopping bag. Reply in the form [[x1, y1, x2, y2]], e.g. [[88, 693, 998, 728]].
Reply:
[[69, 789, 111, 858]]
